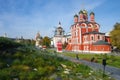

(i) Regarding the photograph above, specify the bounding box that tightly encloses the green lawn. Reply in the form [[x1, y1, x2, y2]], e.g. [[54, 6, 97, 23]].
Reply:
[[60, 52, 120, 68], [0, 48, 114, 80]]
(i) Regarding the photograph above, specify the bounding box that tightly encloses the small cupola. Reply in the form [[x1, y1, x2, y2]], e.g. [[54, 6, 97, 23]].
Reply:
[[90, 12, 95, 22], [74, 14, 78, 23]]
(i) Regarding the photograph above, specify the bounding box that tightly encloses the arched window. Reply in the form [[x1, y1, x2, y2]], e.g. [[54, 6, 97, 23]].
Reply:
[[91, 36, 94, 40], [98, 35, 100, 40]]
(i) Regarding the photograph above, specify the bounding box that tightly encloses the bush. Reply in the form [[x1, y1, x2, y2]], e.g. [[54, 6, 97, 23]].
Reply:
[[0, 37, 22, 54]]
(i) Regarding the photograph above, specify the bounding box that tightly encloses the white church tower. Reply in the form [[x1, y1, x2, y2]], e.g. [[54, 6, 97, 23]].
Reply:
[[35, 32, 42, 48], [52, 22, 66, 47]]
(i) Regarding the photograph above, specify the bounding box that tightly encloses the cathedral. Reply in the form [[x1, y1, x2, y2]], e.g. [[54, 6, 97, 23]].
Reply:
[[65, 10, 111, 53]]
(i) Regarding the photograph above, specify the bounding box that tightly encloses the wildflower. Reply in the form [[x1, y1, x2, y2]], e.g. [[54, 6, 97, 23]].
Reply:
[[64, 70, 69, 74], [90, 70, 94, 73], [33, 68, 37, 71], [89, 73, 91, 75], [61, 64, 67, 68], [65, 68, 70, 72], [108, 77, 111, 79]]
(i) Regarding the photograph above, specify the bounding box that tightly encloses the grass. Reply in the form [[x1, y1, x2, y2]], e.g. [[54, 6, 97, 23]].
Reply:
[[0, 45, 115, 80], [60, 51, 120, 68]]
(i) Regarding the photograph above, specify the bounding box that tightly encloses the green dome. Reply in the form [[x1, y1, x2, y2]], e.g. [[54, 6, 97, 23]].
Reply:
[[74, 14, 78, 17], [90, 12, 95, 15], [79, 10, 83, 14]]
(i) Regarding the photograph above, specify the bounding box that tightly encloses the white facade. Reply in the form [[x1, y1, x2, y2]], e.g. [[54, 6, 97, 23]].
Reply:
[[53, 36, 66, 47], [35, 32, 42, 48], [52, 22, 67, 48]]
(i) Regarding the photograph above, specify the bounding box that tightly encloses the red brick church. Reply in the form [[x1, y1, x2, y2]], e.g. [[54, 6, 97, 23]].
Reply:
[[65, 10, 111, 53]]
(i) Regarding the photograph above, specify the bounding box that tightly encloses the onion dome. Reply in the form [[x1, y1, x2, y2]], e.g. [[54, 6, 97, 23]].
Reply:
[[74, 14, 78, 17], [82, 10, 87, 14], [79, 10, 83, 14], [90, 12, 95, 15]]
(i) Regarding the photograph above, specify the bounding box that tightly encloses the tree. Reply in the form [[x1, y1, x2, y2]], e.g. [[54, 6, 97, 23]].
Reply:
[[42, 36, 51, 48], [110, 23, 120, 49], [0, 37, 21, 50], [62, 41, 68, 49]]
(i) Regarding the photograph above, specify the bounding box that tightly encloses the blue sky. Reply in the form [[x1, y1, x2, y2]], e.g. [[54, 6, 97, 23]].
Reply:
[[0, 0, 120, 39]]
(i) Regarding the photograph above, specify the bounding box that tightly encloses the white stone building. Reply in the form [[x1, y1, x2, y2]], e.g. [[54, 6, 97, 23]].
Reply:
[[52, 22, 66, 48], [35, 32, 42, 48]]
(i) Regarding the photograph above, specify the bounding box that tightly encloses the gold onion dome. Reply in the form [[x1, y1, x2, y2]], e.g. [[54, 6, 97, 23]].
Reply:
[[82, 10, 87, 14]]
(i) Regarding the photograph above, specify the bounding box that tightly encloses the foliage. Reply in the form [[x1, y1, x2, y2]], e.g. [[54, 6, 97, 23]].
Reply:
[[62, 41, 68, 49], [110, 23, 120, 49], [0, 37, 22, 54], [42, 36, 51, 47], [19, 39, 35, 46], [0, 43, 114, 80]]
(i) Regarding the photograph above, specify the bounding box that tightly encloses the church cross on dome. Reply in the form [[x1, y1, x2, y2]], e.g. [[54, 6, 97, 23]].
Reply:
[[59, 21, 61, 25], [58, 21, 62, 27]]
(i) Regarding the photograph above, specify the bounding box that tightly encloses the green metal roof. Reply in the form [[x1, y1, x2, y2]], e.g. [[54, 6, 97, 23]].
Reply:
[[74, 14, 78, 17], [90, 12, 95, 15], [93, 40, 110, 45], [83, 31, 105, 35], [79, 10, 83, 14]]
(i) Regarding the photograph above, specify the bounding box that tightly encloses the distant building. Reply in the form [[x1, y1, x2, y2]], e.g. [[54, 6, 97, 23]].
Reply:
[[52, 22, 66, 48], [65, 10, 111, 53], [3, 33, 7, 38], [35, 32, 42, 48]]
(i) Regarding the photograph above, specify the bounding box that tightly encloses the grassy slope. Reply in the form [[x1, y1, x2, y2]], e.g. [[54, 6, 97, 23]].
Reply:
[[0, 45, 114, 80], [61, 52, 120, 68]]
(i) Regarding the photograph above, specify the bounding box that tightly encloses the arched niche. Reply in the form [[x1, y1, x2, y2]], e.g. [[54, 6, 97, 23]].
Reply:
[[81, 23, 87, 28], [94, 24, 100, 29], [88, 23, 93, 28]]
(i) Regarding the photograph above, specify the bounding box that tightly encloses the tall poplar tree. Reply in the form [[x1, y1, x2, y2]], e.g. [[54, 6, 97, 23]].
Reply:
[[110, 23, 120, 49], [42, 36, 51, 48]]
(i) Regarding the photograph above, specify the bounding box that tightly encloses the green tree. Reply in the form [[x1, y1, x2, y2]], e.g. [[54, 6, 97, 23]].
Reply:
[[42, 36, 51, 48], [0, 37, 22, 54], [110, 23, 120, 49], [62, 41, 68, 49]]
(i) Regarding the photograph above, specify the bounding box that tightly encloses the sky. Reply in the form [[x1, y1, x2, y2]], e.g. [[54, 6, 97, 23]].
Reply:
[[0, 0, 120, 39]]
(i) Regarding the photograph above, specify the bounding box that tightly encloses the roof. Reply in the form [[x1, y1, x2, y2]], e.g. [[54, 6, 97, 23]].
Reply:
[[83, 31, 105, 35], [74, 14, 78, 17], [79, 10, 87, 14], [90, 12, 95, 15], [71, 21, 100, 28], [79, 10, 83, 14], [93, 40, 110, 45], [57, 27, 63, 29]]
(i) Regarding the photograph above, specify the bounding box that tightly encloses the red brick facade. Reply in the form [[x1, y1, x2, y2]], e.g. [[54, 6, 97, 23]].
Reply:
[[65, 10, 111, 53]]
